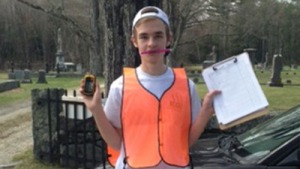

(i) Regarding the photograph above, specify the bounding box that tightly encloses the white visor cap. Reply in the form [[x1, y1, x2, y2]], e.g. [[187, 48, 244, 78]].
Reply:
[[132, 6, 170, 30]]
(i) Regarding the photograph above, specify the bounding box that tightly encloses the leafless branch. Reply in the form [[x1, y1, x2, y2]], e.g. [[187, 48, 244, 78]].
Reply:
[[16, 0, 93, 43]]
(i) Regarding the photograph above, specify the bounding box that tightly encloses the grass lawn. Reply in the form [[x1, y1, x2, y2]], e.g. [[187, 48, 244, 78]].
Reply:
[[0, 73, 104, 107], [13, 149, 67, 169]]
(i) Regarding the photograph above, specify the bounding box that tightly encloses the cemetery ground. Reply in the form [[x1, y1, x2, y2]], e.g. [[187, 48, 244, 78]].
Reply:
[[0, 66, 300, 169]]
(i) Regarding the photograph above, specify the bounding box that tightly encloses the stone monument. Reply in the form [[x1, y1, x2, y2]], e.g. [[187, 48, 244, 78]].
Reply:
[[55, 28, 65, 71], [209, 45, 217, 62], [268, 54, 283, 87]]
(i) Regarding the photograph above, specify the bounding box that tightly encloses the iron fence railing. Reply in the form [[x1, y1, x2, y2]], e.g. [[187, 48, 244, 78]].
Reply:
[[43, 89, 109, 169]]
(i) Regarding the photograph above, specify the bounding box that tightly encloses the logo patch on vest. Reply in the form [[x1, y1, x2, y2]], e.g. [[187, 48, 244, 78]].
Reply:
[[169, 93, 184, 112]]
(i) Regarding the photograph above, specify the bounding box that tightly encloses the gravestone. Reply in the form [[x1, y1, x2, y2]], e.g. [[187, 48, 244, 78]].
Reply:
[[268, 54, 283, 87], [14, 69, 25, 81], [8, 69, 25, 81], [36, 69, 47, 84], [291, 64, 298, 70], [8, 72, 16, 80], [22, 69, 32, 83]]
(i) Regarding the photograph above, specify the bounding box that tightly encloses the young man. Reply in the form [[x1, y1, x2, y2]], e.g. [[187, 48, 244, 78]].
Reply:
[[80, 6, 220, 169]]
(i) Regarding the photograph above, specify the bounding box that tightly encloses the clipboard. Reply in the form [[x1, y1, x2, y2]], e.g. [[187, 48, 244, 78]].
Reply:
[[202, 52, 269, 130]]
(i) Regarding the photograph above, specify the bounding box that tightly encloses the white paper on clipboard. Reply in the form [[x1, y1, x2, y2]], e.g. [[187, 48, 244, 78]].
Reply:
[[202, 52, 269, 127]]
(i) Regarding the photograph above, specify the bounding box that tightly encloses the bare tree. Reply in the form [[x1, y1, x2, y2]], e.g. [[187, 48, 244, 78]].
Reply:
[[102, 1, 135, 96], [102, 0, 166, 96], [163, 0, 208, 66], [90, 0, 102, 75]]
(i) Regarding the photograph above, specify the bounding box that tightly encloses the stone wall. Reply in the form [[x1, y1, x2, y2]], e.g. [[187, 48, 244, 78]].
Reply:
[[31, 88, 65, 163], [0, 80, 20, 93]]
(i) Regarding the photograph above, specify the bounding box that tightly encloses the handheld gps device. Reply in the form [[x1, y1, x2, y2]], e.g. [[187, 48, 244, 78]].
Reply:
[[83, 73, 96, 96]]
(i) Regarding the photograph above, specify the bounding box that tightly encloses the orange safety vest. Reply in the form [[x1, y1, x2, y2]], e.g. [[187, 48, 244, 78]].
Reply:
[[108, 67, 191, 168]]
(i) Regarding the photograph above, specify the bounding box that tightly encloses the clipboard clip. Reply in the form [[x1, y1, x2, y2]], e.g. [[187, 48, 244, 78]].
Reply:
[[233, 57, 238, 63], [213, 57, 238, 71]]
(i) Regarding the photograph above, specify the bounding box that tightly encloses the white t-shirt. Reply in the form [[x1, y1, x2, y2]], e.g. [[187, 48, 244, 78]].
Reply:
[[104, 66, 201, 169]]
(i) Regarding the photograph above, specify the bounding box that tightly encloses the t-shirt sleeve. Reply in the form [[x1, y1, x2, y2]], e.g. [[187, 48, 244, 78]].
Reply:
[[188, 79, 201, 123], [104, 76, 123, 128]]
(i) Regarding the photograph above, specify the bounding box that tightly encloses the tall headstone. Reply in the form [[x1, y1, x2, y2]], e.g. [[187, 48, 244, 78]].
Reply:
[[268, 54, 283, 87], [55, 28, 65, 71]]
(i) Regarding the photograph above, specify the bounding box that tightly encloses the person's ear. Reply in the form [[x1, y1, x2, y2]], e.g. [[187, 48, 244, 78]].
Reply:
[[167, 32, 173, 47], [131, 35, 138, 48]]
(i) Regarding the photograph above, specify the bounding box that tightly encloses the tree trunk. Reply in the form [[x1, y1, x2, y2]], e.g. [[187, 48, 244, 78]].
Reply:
[[102, 1, 165, 96], [103, 0, 125, 96], [163, 0, 188, 67], [90, 0, 101, 75], [102, 1, 134, 96]]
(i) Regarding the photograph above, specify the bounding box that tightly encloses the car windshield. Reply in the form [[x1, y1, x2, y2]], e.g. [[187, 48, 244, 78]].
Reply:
[[235, 105, 300, 162]]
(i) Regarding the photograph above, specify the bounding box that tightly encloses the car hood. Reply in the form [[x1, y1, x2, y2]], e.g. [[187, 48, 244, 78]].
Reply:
[[191, 104, 300, 167], [190, 135, 239, 167]]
